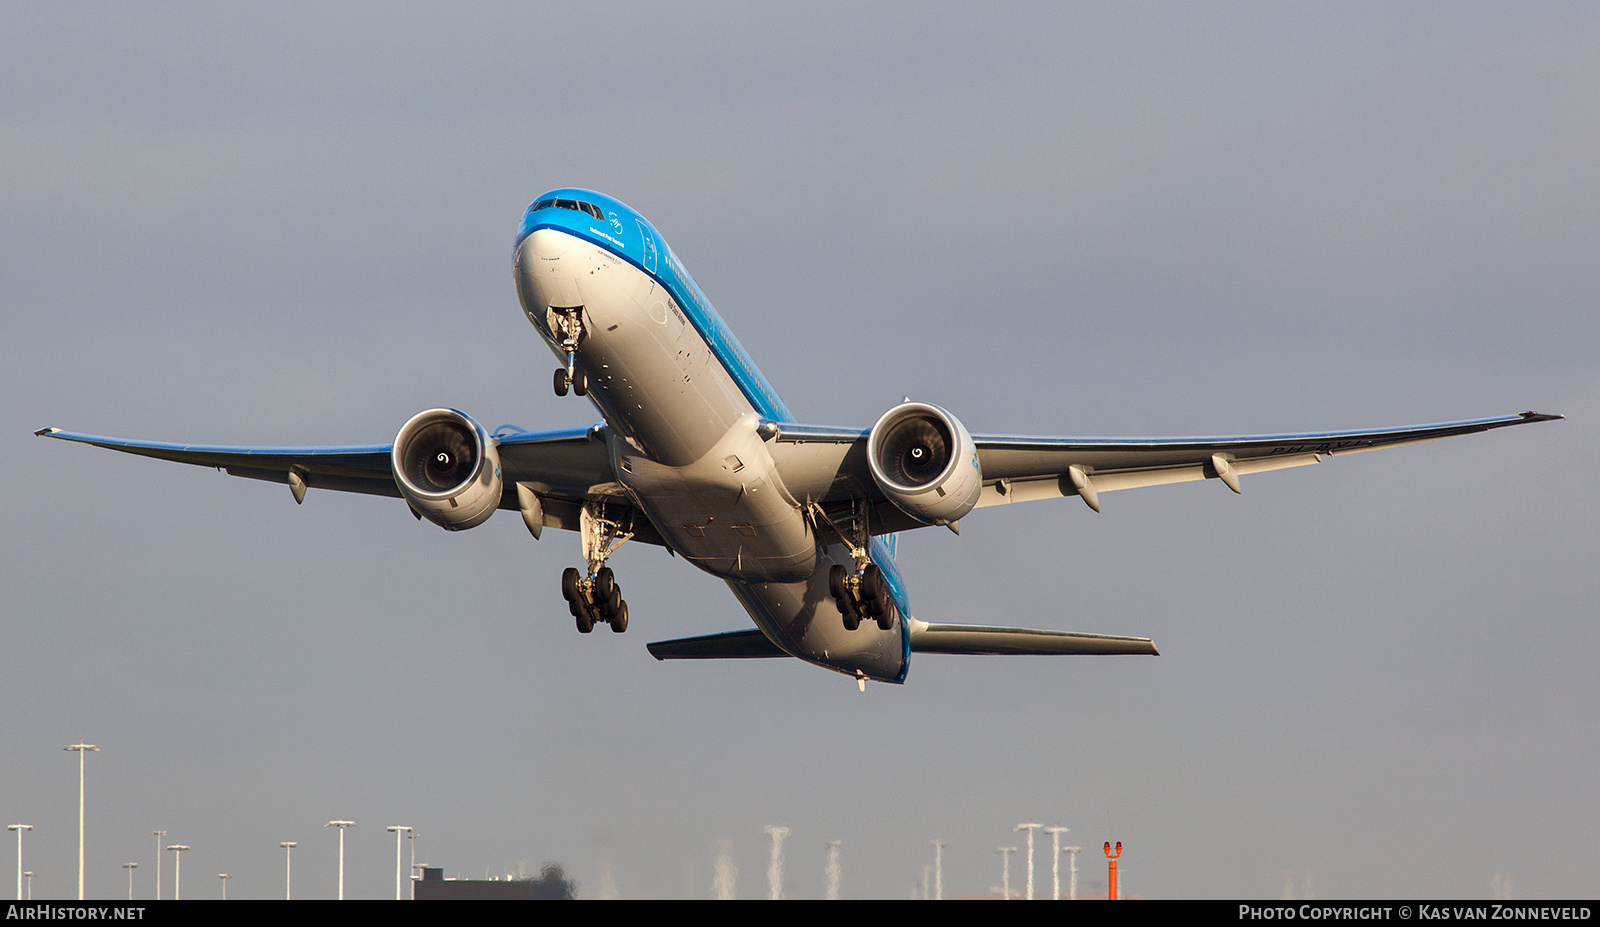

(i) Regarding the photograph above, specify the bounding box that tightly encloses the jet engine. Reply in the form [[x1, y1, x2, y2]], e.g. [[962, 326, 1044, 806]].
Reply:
[[391, 408, 502, 531], [866, 401, 981, 527]]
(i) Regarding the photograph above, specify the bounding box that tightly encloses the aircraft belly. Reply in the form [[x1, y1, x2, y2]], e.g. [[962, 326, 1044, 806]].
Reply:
[[725, 544, 909, 684], [615, 415, 817, 583]]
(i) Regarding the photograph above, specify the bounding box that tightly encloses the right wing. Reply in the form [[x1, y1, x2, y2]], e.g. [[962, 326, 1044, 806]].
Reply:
[[34, 423, 666, 545]]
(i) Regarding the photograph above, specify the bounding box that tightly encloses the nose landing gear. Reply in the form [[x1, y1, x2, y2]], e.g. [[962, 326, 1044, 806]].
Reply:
[[550, 307, 588, 397]]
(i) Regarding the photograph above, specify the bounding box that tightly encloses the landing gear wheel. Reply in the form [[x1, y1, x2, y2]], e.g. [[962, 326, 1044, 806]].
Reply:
[[859, 564, 885, 617], [553, 368, 571, 397], [829, 564, 847, 601], [572, 369, 588, 396], [609, 600, 629, 633], [575, 608, 594, 633], [561, 567, 581, 603], [876, 605, 895, 632], [595, 567, 615, 601], [841, 596, 860, 631]]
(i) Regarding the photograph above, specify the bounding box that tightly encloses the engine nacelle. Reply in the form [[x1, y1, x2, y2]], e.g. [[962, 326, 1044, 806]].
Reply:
[[391, 408, 502, 531], [866, 401, 982, 527]]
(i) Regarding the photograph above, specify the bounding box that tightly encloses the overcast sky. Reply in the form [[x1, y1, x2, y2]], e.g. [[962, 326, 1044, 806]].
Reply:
[[3, 2, 1596, 899]]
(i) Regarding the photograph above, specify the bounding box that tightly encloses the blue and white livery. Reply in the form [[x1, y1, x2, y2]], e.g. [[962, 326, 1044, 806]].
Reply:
[[37, 189, 1562, 686]]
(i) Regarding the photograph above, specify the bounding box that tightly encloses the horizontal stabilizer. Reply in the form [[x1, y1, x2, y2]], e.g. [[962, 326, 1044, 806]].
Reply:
[[908, 621, 1159, 656], [647, 629, 788, 660]]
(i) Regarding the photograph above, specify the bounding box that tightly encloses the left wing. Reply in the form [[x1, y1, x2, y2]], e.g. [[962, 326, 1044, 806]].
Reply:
[[34, 424, 666, 545], [768, 411, 1561, 527]]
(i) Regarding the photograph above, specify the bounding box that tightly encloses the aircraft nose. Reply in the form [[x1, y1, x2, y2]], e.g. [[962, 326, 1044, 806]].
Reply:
[[523, 227, 573, 260]]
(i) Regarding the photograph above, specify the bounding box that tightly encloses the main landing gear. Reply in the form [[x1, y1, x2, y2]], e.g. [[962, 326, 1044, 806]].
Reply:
[[562, 566, 629, 633], [809, 498, 896, 632], [560, 500, 634, 634], [550, 306, 588, 397], [829, 563, 894, 632]]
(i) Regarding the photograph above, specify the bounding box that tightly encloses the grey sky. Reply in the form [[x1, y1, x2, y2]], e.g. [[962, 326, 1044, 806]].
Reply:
[[3, 3, 1595, 899]]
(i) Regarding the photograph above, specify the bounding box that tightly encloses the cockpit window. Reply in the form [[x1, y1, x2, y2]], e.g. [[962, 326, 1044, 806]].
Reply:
[[532, 198, 605, 221]]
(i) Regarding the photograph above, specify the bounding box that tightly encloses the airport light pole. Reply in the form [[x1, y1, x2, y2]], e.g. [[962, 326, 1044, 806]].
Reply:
[[166, 845, 188, 900], [1015, 822, 1042, 900], [281, 842, 297, 900], [64, 741, 97, 900], [930, 840, 945, 901], [1063, 845, 1082, 900], [218, 873, 228, 900], [22, 873, 32, 900], [825, 840, 841, 901], [152, 831, 166, 901], [386, 827, 412, 900], [996, 846, 1017, 900], [326, 821, 355, 900], [406, 832, 420, 900], [763, 825, 789, 900], [1043, 826, 1070, 900], [9, 825, 32, 900], [122, 862, 137, 901]]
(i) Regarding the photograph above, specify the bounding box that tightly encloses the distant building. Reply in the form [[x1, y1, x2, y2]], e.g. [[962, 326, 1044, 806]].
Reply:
[[414, 864, 577, 900]]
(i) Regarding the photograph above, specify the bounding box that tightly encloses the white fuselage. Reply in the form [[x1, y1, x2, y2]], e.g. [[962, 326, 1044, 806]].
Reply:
[[514, 226, 910, 682]]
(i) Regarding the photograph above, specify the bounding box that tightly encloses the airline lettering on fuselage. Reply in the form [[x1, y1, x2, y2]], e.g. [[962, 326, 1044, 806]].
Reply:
[[588, 226, 626, 250]]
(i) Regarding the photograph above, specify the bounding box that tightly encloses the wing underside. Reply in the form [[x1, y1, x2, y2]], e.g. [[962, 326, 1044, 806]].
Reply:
[[33, 425, 666, 545], [768, 411, 1560, 528]]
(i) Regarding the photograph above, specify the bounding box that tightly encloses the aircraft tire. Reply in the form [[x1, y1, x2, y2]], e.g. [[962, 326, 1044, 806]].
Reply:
[[572, 369, 588, 397], [861, 564, 883, 605], [876, 606, 894, 632], [610, 601, 628, 633], [841, 597, 860, 631], [553, 368, 570, 397], [596, 567, 615, 600], [575, 608, 594, 633], [828, 563, 847, 601], [561, 567, 581, 603]]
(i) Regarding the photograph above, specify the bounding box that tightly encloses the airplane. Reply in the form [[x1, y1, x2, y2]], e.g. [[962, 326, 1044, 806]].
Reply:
[[36, 188, 1561, 688]]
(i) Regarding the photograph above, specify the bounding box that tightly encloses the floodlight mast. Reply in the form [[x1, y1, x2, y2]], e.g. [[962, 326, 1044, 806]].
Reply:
[[64, 741, 97, 900], [218, 873, 228, 900], [996, 846, 1017, 900], [281, 842, 297, 900], [151, 831, 166, 901], [1015, 822, 1042, 900], [1063, 846, 1082, 900], [825, 840, 842, 900], [9, 825, 33, 900], [763, 825, 790, 900], [406, 832, 421, 901], [1043, 826, 1070, 900], [930, 840, 945, 901], [387, 827, 412, 900], [166, 845, 189, 900], [122, 862, 137, 901], [326, 821, 355, 900], [22, 872, 32, 901]]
